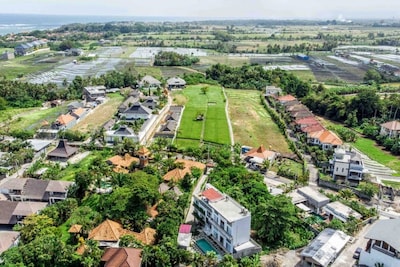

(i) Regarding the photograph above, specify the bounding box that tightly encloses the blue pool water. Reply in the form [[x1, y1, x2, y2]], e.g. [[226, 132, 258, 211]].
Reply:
[[196, 238, 219, 254]]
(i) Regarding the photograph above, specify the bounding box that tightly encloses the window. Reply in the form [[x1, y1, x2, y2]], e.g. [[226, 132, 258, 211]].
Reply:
[[383, 242, 389, 250], [375, 240, 382, 247], [390, 246, 396, 253]]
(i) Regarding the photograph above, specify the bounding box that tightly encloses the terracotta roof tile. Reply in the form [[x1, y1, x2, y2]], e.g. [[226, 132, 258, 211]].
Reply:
[[133, 227, 156, 245], [277, 94, 296, 102], [309, 130, 343, 146], [56, 114, 76, 125], [244, 145, 276, 160], [381, 120, 400, 131], [107, 154, 139, 169], [88, 219, 135, 242], [101, 248, 143, 267], [163, 168, 188, 182], [202, 188, 224, 202]]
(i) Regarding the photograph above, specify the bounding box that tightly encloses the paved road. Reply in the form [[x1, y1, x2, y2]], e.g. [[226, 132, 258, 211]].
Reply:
[[331, 221, 376, 267], [185, 173, 208, 224], [222, 87, 234, 146]]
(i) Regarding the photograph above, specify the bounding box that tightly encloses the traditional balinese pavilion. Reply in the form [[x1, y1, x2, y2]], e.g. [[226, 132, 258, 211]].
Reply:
[[163, 159, 206, 182], [47, 140, 78, 161], [88, 219, 156, 247], [101, 247, 143, 267], [243, 145, 276, 163], [68, 224, 83, 235]]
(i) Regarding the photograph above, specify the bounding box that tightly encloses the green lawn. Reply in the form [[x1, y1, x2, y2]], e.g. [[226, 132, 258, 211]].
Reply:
[[352, 137, 400, 174], [174, 85, 230, 149], [226, 89, 291, 153], [4, 106, 67, 132]]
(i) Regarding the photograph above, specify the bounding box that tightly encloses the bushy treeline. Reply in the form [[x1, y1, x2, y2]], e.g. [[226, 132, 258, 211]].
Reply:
[[154, 51, 199, 66], [206, 63, 311, 97]]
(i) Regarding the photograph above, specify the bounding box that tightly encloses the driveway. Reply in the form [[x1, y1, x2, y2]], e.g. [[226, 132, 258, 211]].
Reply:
[[331, 221, 376, 267], [185, 173, 208, 224]]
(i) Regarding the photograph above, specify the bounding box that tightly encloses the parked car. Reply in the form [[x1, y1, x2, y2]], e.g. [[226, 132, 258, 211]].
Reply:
[[353, 247, 362, 259]]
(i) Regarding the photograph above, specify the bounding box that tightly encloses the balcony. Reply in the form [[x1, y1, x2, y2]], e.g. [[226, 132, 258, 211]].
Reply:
[[208, 217, 232, 241], [372, 245, 396, 258]]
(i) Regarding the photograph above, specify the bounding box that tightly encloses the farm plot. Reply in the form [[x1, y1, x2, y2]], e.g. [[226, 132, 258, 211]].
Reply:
[[174, 85, 230, 148], [226, 89, 291, 153]]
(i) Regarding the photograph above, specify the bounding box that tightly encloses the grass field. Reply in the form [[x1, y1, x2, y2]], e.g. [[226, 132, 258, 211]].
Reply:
[[226, 89, 291, 153], [352, 137, 400, 174], [72, 93, 124, 133], [174, 85, 230, 148], [290, 70, 316, 82], [2, 106, 67, 132], [382, 180, 400, 189]]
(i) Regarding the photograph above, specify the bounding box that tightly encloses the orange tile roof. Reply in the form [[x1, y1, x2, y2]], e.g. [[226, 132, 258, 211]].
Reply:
[[68, 224, 82, 233], [56, 114, 76, 125], [244, 145, 275, 160], [72, 107, 85, 116], [381, 120, 400, 131], [163, 168, 189, 182], [175, 159, 206, 171], [301, 124, 325, 133], [202, 187, 224, 201], [277, 94, 296, 102], [147, 203, 159, 219], [101, 248, 143, 267], [309, 130, 343, 146], [295, 117, 320, 126], [107, 154, 139, 169], [133, 227, 156, 245], [88, 219, 135, 242]]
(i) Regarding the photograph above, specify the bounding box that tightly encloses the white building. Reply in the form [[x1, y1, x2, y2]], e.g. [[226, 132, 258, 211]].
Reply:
[[330, 148, 364, 183], [359, 219, 400, 267], [297, 186, 330, 214], [301, 228, 350, 267], [323, 201, 362, 222], [193, 184, 261, 258]]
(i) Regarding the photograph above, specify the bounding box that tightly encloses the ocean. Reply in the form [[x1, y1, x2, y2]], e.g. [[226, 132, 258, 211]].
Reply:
[[0, 13, 194, 36]]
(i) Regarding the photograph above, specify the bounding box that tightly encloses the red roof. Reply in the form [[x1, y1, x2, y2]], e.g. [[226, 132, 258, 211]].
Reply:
[[309, 130, 343, 146], [277, 94, 296, 102], [301, 124, 325, 133], [202, 188, 223, 201], [179, 224, 192, 234], [295, 117, 319, 126]]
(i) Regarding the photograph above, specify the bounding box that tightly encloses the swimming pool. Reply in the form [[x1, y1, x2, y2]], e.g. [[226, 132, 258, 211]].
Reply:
[[196, 238, 219, 255]]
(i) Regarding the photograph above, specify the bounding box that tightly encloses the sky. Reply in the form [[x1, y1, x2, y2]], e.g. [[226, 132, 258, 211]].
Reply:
[[1, 0, 399, 20]]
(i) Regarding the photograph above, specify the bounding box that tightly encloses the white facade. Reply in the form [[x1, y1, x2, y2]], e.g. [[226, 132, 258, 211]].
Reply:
[[330, 148, 364, 182], [359, 219, 400, 267], [193, 184, 260, 257]]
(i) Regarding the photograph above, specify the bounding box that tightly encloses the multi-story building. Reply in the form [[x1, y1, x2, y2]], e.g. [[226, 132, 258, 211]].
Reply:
[[193, 184, 261, 258], [359, 218, 400, 267], [330, 148, 365, 184]]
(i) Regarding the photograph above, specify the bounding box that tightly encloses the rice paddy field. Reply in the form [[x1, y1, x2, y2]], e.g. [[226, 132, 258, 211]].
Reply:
[[173, 85, 230, 149]]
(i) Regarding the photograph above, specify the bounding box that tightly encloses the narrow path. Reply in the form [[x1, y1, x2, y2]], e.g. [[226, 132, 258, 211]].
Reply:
[[185, 174, 208, 224], [222, 87, 234, 146]]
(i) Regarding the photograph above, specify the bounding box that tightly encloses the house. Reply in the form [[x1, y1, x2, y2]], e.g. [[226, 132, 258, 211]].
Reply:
[[118, 96, 139, 113], [119, 102, 153, 120], [178, 224, 192, 249], [66, 48, 84, 56], [14, 43, 33, 56], [89, 219, 156, 248], [264, 85, 282, 97], [47, 140, 78, 161], [0, 231, 20, 255], [105, 125, 139, 144], [83, 86, 106, 102], [70, 107, 89, 120], [53, 114, 76, 130], [0, 178, 73, 203], [294, 117, 320, 130], [300, 228, 350, 267], [193, 184, 261, 258], [277, 94, 296, 104], [359, 218, 400, 267], [323, 201, 362, 222], [139, 75, 161, 88], [88, 219, 136, 247], [107, 154, 139, 173], [27, 139, 52, 158], [167, 77, 186, 90], [163, 159, 205, 182], [297, 186, 330, 213], [141, 96, 159, 110], [329, 148, 364, 183], [67, 101, 84, 112], [1, 51, 15, 60], [155, 121, 178, 138], [380, 120, 400, 139], [68, 224, 83, 235], [13, 201, 48, 223], [243, 145, 276, 169], [0, 201, 18, 225], [101, 247, 143, 267], [307, 130, 343, 150]]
